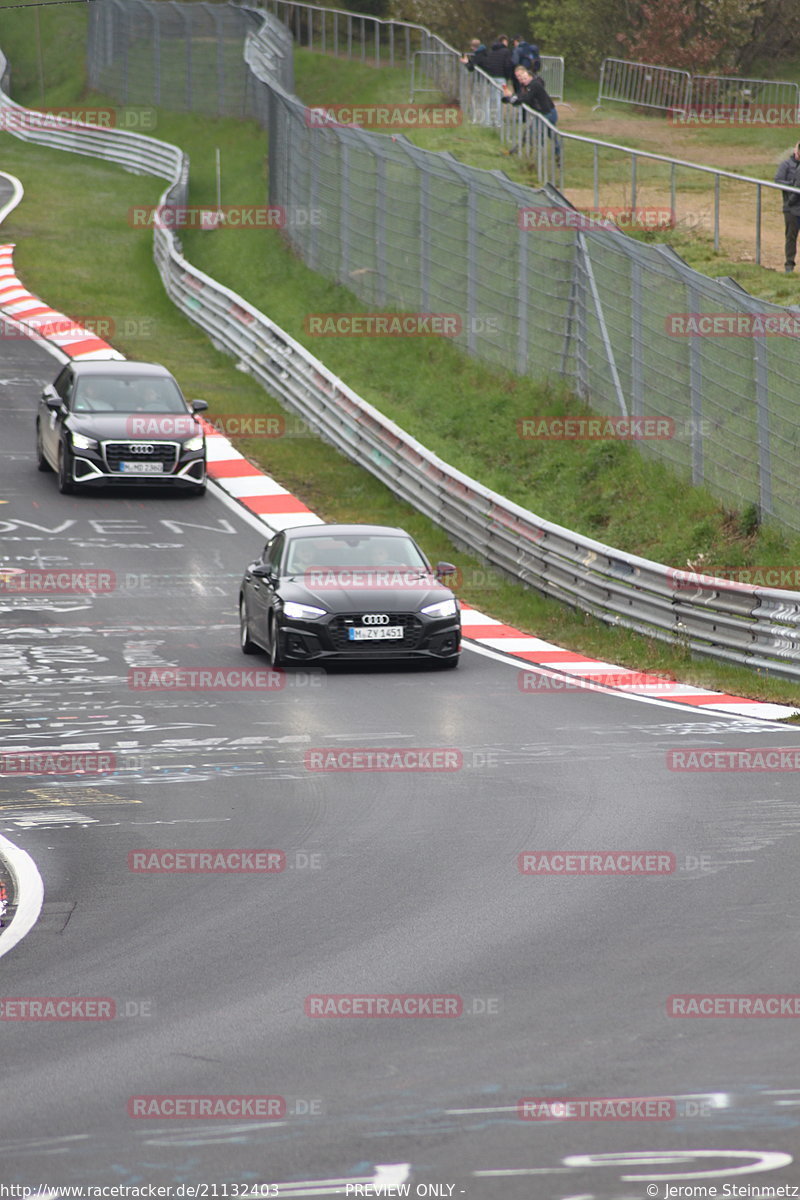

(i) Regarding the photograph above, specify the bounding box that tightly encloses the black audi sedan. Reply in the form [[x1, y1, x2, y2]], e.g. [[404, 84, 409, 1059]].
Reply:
[[36, 360, 208, 494], [239, 524, 461, 667]]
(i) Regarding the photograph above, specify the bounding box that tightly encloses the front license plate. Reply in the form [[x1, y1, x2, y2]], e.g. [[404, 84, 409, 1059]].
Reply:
[[119, 461, 164, 474], [348, 626, 404, 641]]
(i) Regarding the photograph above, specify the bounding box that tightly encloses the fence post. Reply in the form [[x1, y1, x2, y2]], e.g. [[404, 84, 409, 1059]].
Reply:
[[339, 140, 350, 280], [685, 284, 704, 486], [630, 259, 643, 419], [753, 335, 773, 518], [419, 165, 430, 311], [577, 232, 628, 416], [375, 154, 386, 307]]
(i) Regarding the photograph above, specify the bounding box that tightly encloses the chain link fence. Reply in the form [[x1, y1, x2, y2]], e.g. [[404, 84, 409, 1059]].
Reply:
[[85, 1, 800, 534]]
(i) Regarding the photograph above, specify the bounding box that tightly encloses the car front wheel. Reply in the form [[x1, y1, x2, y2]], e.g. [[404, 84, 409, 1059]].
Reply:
[[36, 423, 52, 472], [57, 443, 75, 494], [268, 614, 285, 668], [240, 597, 260, 656]]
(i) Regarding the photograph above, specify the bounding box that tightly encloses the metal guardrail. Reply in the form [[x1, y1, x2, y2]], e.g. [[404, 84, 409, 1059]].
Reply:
[[260, 0, 565, 99], [3, 20, 800, 679], [597, 59, 692, 114]]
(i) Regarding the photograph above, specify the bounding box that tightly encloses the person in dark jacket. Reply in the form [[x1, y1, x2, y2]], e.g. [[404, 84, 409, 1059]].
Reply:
[[510, 34, 541, 93], [503, 66, 560, 159], [460, 38, 488, 73], [775, 143, 800, 273], [484, 35, 512, 126]]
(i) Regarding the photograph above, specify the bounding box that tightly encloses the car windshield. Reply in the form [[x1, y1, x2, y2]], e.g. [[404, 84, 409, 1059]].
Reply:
[[285, 534, 428, 575], [72, 376, 187, 414]]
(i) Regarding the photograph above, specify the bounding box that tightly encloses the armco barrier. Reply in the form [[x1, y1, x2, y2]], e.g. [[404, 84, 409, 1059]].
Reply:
[[2, 31, 800, 679]]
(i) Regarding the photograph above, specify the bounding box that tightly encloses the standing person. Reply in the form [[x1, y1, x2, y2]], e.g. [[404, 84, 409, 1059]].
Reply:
[[460, 38, 488, 73], [484, 34, 513, 125], [775, 142, 800, 273], [510, 34, 541, 93]]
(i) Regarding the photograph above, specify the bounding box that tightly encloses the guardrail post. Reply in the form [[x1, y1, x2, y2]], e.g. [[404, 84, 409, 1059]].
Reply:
[[756, 183, 762, 266], [714, 173, 720, 252]]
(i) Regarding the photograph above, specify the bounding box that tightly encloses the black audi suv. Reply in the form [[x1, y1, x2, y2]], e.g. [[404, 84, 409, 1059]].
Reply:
[[36, 360, 207, 494], [239, 524, 461, 667]]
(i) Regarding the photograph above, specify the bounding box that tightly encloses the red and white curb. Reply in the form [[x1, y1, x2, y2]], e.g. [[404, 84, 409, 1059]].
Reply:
[[0, 242, 123, 361], [0, 240, 794, 723]]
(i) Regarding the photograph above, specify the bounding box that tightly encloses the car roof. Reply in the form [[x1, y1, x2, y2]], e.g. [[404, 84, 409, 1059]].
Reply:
[[283, 524, 411, 540], [66, 361, 175, 378]]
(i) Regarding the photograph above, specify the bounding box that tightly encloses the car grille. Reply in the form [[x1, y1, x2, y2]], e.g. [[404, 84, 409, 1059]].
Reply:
[[329, 613, 424, 651], [104, 442, 178, 472]]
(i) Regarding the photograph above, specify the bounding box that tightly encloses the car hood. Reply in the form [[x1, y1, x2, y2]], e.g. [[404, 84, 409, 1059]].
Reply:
[[280, 576, 458, 613], [65, 413, 201, 441]]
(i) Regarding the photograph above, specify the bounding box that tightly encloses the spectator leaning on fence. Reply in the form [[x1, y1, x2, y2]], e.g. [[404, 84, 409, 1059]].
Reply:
[[775, 142, 800, 274], [503, 66, 560, 161], [460, 38, 488, 73]]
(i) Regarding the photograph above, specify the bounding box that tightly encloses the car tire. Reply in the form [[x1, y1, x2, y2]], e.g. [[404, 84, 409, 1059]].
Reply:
[[268, 614, 285, 668], [57, 443, 75, 494], [239, 597, 260, 656], [36, 423, 52, 472]]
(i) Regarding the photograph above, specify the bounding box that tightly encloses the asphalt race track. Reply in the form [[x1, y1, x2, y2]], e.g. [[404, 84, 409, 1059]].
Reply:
[[2, 332, 800, 1197]]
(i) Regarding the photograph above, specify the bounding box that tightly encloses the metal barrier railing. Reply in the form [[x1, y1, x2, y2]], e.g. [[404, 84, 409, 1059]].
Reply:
[[5, 19, 800, 677], [596, 59, 692, 113], [597, 58, 800, 122], [691, 74, 800, 119]]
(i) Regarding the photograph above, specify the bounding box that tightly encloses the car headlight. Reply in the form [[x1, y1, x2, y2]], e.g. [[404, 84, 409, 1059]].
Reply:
[[71, 432, 98, 451], [283, 601, 327, 620], [420, 598, 457, 618], [183, 435, 205, 452]]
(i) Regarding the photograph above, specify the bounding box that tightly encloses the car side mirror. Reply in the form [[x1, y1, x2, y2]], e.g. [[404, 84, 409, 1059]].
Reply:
[[191, 399, 209, 413], [436, 561, 457, 578], [42, 386, 61, 410], [251, 564, 275, 580]]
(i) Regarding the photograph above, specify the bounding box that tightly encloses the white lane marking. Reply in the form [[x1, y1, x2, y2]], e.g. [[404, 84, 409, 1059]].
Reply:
[[461, 640, 798, 728], [563, 1149, 792, 1181], [0, 832, 45, 959], [0, 172, 24, 224], [207, 477, 280, 536]]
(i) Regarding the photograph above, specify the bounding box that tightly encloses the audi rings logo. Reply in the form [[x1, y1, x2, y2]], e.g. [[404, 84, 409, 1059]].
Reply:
[[362, 614, 390, 625], [129, 443, 155, 455]]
